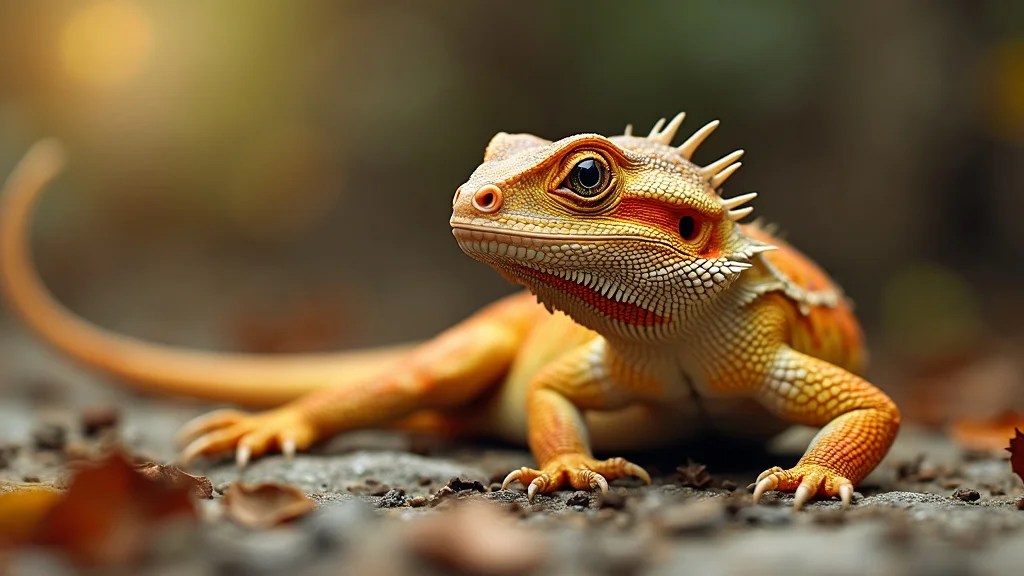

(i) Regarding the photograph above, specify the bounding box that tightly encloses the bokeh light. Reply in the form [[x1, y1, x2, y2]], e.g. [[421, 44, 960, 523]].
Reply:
[[60, 1, 153, 87]]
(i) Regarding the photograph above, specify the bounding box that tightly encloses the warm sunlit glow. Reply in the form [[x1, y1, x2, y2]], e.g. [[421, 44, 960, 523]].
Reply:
[[61, 1, 153, 87]]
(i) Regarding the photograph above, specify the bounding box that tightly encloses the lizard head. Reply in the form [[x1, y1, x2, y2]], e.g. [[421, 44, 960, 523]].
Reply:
[[450, 113, 774, 341]]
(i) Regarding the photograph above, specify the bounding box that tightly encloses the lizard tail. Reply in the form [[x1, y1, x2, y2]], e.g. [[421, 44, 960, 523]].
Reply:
[[0, 140, 416, 408]]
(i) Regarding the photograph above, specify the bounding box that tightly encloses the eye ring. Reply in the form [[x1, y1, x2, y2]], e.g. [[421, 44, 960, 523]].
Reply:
[[551, 152, 615, 205]]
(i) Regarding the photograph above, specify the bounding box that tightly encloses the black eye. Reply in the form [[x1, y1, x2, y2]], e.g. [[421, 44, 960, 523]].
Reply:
[[567, 158, 605, 197], [678, 216, 697, 240]]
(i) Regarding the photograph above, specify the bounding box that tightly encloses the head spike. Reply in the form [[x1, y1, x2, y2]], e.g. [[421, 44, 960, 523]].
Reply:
[[700, 150, 744, 180], [710, 162, 742, 189], [720, 191, 757, 210], [647, 118, 666, 138], [649, 112, 686, 145], [728, 206, 754, 221], [677, 120, 719, 160], [623, 123, 634, 136]]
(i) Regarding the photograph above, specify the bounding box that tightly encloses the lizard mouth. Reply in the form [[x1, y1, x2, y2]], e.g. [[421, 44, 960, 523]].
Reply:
[[451, 226, 671, 327]]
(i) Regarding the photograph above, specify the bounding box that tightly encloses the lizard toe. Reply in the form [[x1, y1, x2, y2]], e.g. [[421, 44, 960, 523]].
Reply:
[[176, 409, 249, 448], [751, 464, 854, 511], [176, 408, 317, 467], [501, 454, 648, 502]]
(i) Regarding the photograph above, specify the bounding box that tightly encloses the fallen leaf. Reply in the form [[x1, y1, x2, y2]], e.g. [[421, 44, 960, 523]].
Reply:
[[676, 459, 713, 489], [1008, 428, 1024, 485], [222, 482, 317, 528], [406, 501, 546, 576], [133, 462, 213, 499], [29, 450, 197, 566], [949, 411, 1024, 451]]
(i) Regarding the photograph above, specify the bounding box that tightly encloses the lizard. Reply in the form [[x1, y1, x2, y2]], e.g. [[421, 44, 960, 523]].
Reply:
[[0, 113, 900, 510]]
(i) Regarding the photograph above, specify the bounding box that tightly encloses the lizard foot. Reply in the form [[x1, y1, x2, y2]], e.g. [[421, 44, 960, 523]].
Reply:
[[176, 408, 317, 468], [501, 454, 650, 503], [750, 464, 854, 511]]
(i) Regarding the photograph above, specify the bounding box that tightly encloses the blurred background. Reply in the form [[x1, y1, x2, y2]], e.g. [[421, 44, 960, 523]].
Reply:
[[0, 0, 1022, 425]]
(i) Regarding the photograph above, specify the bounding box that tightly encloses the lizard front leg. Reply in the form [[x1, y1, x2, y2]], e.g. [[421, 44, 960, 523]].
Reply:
[[750, 345, 900, 510], [177, 293, 541, 466], [502, 339, 652, 502]]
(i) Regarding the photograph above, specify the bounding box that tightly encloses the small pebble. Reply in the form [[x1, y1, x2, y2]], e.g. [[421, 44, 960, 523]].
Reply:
[[32, 423, 67, 451], [80, 406, 120, 437], [377, 488, 407, 508], [446, 477, 486, 493], [368, 484, 393, 497], [566, 492, 591, 508], [951, 488, 980, 502], [409, 496, 428, 508]]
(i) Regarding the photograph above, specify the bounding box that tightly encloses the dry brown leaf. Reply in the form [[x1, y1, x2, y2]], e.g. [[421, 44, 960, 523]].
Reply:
[[134, 462, 213, 499], [1008, 428, 1024, 485], [948, 411, 1024, 451], [221, 482, 317, 528], [406, 500, 547, 576], [676, 459, 713, 489], [29, 450, 197, 566]]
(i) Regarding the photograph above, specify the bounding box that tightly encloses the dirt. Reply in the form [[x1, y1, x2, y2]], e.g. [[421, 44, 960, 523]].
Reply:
[[2, 331, 1024, 575]]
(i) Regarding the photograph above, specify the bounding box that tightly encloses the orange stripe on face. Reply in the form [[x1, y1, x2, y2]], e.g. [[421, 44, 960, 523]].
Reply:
[[513, 266, 670, 327], [612, 197, 721, 258]]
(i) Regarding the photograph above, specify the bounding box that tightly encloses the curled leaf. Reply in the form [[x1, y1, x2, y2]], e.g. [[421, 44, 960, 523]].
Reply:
[[134, 462, 213, 499], [1008, 428, 1024, 485], [222, 482, 317, 528], [30, 450, 197, 566]]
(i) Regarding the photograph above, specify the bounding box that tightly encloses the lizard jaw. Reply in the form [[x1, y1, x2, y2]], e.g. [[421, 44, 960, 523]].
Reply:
[[452, 226, 673, 332]]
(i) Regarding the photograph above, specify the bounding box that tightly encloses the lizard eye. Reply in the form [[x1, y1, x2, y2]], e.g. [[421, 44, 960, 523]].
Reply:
[[678, 216, 697, 241], [560, 157, 611, 199]]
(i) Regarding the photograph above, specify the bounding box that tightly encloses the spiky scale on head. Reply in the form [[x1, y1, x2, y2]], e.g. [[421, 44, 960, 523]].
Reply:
[[450, 112, 773, 342]]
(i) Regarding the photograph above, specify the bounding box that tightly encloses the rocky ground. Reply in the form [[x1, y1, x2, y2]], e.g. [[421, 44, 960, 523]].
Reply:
[[2, 330, 1023, 575]]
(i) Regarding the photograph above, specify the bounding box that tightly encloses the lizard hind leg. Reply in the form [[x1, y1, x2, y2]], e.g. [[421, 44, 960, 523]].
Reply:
[[176, 292, 544, 468]]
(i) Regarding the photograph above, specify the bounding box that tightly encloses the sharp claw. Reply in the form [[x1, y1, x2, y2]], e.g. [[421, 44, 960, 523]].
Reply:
[[746, 482, 756, 491], [527, 480, 541, 503], [178, 439, 206, 467], [839, 484, 853, 509], [752, 476, 778, 504], [592, 474, 609, 495], [792, 484, 813, 511], [236, 445, 251, 469], [281, 438, 296, 460], [626, 464, 652, 485], [175, 410, 243, 447], [755, 466, 783, 484], [501, 469, 523, 490]]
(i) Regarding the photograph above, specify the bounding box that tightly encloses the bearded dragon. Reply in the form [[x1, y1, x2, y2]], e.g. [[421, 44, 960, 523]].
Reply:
[[0, 114, 900, 509]]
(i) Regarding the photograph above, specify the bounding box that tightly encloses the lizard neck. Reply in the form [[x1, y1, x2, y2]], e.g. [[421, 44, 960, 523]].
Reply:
[[518, 265, 759, 349]]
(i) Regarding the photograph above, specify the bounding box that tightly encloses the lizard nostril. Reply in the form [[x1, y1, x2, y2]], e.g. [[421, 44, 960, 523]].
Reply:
[[472, 184, 503, 213], [452, 186, 463, 207]]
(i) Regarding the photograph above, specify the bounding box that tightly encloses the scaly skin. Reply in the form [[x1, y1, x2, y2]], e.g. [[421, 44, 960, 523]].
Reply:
[[0, 114, 900, 510]]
